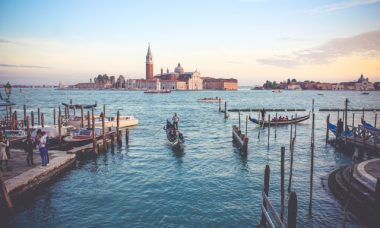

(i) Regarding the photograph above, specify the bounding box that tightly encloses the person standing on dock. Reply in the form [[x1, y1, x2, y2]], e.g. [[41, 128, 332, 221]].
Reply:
[[24, 134, 35, 166], [37, 130, 48, 167], [172, 113, 179, 130], [0, 135, 9, 171]]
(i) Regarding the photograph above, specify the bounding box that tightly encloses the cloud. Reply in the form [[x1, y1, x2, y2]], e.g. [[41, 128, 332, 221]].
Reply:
[[308, 0, 380, 14], [225, 60, 244, 64], [0, 39, 11, 43], [257, 29, 380, 68], [0, 64, 49, 69]]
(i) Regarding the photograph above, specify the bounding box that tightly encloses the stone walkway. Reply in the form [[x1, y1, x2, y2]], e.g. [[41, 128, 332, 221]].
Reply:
[[353, 158, 380, 192]]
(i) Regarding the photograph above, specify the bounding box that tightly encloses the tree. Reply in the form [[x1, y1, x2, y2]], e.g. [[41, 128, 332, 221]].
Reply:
[[287, 78, 291, 84], [291, 78, 297, 82]]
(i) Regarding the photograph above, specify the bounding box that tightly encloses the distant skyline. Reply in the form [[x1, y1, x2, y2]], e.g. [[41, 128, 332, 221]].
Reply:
[[1, 0, 380, 86]]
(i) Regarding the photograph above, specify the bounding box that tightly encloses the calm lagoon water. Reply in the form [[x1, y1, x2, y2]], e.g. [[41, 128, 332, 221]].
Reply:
[[3, 88, 380, 227]]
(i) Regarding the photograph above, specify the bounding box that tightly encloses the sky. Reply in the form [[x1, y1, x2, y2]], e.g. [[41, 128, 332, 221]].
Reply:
[[0, 0, 380, 86]]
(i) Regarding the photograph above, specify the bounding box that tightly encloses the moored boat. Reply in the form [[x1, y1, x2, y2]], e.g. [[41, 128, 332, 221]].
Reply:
[[249, 113, 310, 127], [144, 89, 171, 93], [164, 120, 185, 150], [197, 97, 223, 103], [62, 102, 97, 109], [95, 116, 138, 128], [63, 128, 102, 147]]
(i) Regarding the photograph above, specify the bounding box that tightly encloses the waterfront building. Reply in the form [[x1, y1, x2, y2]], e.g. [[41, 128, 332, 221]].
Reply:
[[202, 77, 238, 90], [287, 83, 302, 90], [331, 83, 345, 90], [115, 75, 126, 89], [315, 83, 332, 90]]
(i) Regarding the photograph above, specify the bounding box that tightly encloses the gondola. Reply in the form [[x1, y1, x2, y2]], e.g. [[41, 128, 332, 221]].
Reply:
[[164, 120, 185, 150], [62, 102, 97, 109], [249, 112, 310, 127]]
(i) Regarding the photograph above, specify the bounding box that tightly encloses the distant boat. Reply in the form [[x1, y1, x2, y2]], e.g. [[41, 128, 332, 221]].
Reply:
[[197, 97, 223, 103], [272, 89, 282, 93], [317, 93, 324, 96], [62, 102, 97, 109], [361, 92, 370, 95], [164, 119, 185, 150], [144, 89, 171, 93]]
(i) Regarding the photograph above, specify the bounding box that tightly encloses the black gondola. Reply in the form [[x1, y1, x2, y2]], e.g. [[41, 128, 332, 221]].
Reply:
[[62, 102, 97, 109], [249, 112, 310, 127], [164, 120, 185, 150]]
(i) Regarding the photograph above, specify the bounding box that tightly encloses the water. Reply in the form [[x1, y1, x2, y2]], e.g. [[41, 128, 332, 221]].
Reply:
[[3, 88, 380, 227]]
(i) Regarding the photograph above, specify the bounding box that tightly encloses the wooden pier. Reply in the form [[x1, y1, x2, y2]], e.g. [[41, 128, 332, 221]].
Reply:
[[232, 125, 248, 154]]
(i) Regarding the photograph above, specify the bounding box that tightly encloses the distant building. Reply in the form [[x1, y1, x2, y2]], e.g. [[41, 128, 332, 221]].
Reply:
[[340, 74, 374, 91], [146, 44, 153, 80], [287, 83, 302, 90], [315, 83, 332, 90], [331, 83, 344, 90], [202, 77, 238, 90], [374, 82, 380, 91]]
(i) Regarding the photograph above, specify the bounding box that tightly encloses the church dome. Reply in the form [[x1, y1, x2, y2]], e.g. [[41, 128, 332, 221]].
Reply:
[[174, 63, 184, 74]]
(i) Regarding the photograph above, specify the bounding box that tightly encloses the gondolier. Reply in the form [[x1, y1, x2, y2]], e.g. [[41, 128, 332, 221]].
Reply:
[[172, 113, 179, 130]]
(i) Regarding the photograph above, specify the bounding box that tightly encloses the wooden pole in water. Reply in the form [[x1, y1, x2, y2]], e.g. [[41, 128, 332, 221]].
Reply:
[[238, 110, 241, 131], [116, 110, 120, 142], [31, 111, 34, 127], [23, 104, 26, 126], [37, 107, 40, 126], [267, 115, 270, 148], [64, 106, 67, 121], [337, 110, 340, 123], [375, 113, 377, 128], [260, 165, 270, 225], [41, 113, 44, 128], [87, 111, 90, 128], [362, 108, 364, 120], [288, 137, 295, 193], [102, 104, 106, 151], [14, 111, 17, 129], [58, 106, 62, 145], [80, 105, 84, 128], [0, 173, 13, 210], [294, 113, 297, 138], [326, 114, 330, 143], [280, 146, 285, 222], [308, 112, 315, 213], [125, 128, 129, 145], [288, 192, 297, 228], [344, 99, 348, 132], [26, 116, 30, 134], [219, 98, 221, 112], [352, 113, 355, 128], [245, 115, 248, 137], [92, 107, 96, 153], [53, 108, 56, 126], [290, 117, 293, 150], [224, 101, 227, 119], [275, 112, 277, 139]]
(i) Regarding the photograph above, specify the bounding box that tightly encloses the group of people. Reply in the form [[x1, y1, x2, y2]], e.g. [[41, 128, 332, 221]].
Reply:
[[272, 116, 289, 122], [24, 129, 49, 167]]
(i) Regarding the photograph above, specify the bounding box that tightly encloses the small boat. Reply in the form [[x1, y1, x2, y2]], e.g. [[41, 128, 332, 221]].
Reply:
[[62, 102, 97, 109], [63, 128, 102, 146], [197, 97, 223, 103], [249, 113, 310, 127], [361, 92, 370, 95], [317, 93, 324, 96], [144, 89, 171, 93], [272, 89, 282, 93], [164, 120, 185, 150], [95, 116, 138, 128]]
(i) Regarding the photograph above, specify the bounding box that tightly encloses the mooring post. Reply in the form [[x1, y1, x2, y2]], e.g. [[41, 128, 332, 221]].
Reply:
[[337, 110, 340, 123], [260, 165, 270, 225], [275, 112, 277, 139], [81, 105, 84, 128], [102, 105, 106, 151], [238, 110, 241, 131], [37, 107, 40, 126], [125, 128, 129, 145], [288, 137, 295, 193], [53, 108, 56, 126], [92, 107, 97, 153], [294, 113, 297, 138], [362, 107, 364, 120], [267, 115, 270, 148], [31, 111, 34, 127], [309, 112, 315, 213], [375, 113, 377, 128], [326, 114, 330, 143], [26, 116, 30, 134], [280, 146, 285, 222], [116, 110, 120, 142], [290, 118, 293, 150], [288, 191, 297, 228], [219, 98, 221, 112], [245, 115, 248, 137], [344, 99, 349, 132], [23, 104, 26, 126], [58, 106, 62, 145], [352, 113, 355, 129], [64, 106, 67, 121], [41, 113, 45, 128], [13, 111, 17, 129], [0, 174, 13, 210], [87, 110, 91, 128], [224, 101, 228, 119]]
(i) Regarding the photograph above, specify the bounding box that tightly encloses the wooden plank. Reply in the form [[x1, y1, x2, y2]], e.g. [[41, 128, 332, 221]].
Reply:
[[262, 192, 286, 228]]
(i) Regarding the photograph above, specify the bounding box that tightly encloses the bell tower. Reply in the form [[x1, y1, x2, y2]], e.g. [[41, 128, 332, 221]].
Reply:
[[146, 43, 153, 80]]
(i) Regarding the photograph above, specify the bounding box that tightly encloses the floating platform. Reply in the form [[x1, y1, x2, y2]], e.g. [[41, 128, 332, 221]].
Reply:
[[320, 108, 380, 112]]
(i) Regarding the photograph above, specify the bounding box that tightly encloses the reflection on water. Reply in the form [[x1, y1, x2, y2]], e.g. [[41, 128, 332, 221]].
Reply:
[[4, 89, 380, 227]]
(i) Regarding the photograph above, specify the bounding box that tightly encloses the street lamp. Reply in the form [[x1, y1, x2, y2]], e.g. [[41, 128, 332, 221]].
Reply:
[[4, 82, 12, 100]]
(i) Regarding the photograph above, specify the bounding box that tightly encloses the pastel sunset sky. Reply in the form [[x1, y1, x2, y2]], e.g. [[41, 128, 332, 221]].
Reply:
[[0, 0, 380, 85]]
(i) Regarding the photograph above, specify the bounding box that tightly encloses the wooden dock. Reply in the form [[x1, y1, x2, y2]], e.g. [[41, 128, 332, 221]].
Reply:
[[228, 108, 306, 112], [232, 125, 248, 154]]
